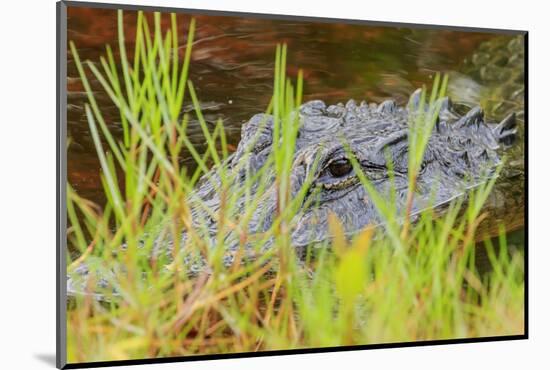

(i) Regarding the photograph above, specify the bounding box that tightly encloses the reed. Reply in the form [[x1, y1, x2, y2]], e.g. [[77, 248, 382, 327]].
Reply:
[[66, 10, 524, 363]]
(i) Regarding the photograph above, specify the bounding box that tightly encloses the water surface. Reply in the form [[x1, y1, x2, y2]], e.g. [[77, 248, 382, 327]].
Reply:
[[66, 8, 525, 248]]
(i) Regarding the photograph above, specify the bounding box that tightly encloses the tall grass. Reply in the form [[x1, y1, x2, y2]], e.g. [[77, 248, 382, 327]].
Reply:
[[66, 10, 524, 363]]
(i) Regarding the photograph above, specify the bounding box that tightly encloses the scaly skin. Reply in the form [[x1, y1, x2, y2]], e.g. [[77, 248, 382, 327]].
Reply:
[[67, 89, 520, 295], [187, 90, 518, 257]]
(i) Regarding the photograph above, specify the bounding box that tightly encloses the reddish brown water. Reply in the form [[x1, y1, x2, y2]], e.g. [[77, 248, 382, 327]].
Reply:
[[66, 7, 512, 208]]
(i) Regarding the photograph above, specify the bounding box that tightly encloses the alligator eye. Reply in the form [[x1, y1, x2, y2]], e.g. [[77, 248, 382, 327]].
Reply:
[[328, 158, 353, 178]]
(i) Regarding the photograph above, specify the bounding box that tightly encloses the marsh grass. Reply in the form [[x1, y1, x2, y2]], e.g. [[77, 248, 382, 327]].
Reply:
[[66, 10, 524, 363]]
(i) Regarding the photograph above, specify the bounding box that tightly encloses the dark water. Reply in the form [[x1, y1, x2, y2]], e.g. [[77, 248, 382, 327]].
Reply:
[[66, 7, 525, 251]]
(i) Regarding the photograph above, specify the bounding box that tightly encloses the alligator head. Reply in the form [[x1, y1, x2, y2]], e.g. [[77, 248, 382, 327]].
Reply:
[[188, 89, 517, 254], [67, 89, 518, 295]]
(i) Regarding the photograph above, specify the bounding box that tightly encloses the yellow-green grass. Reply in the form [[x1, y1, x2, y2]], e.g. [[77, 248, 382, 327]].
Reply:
[[66, 10, 524, 363]]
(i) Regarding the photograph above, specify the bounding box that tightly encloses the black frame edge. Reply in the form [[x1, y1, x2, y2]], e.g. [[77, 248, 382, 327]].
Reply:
[[62, 335, 527, 369]]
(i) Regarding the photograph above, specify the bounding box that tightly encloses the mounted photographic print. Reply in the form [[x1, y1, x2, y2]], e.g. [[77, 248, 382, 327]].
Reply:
[[56, 1, 527, 368]]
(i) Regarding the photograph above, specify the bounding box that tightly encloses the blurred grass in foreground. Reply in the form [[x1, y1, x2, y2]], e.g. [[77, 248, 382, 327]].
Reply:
[[66, 10, 524, 363]]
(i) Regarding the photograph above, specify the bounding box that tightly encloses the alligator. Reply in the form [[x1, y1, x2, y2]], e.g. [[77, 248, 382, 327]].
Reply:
[[187, 37, 524, 259], [67, 85, 521, 296], [187, 91, 518, 256], [182, 39, 526, 260]]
